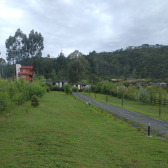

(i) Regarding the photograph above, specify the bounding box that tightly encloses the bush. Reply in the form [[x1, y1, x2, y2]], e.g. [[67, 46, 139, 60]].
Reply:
[[64, 84, 71, 95], [110, 90, 117, 97], [0, 92, 11, 112], [137, 88, 149, 103], [31, 95, 39, 107], [91, 85, 96, 92], [51, 86, 62, 91], [72, 86, 78, 92], [29, 85, 46, 98], [96, 83, 102, 93], [84, 86, 90, 92], [101, 84, 109, 94], [123, 93, 129, 99], [45, 82, 53, 91]]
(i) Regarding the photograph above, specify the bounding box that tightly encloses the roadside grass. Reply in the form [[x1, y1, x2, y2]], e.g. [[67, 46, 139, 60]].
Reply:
[[0, 92, 168, 167], [82, 92, 168, 121]]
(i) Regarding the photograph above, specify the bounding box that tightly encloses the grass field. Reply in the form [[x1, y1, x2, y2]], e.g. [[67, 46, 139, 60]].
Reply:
[[0, 91, 168, 167], [82, 92, 168, 122]]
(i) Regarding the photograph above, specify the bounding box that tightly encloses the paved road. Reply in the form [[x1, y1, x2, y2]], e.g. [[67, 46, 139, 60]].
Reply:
[[73, 92, 168, 136]]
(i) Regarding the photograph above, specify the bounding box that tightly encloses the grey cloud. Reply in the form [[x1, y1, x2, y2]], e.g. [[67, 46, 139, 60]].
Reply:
[[0, 0, 168, 59]]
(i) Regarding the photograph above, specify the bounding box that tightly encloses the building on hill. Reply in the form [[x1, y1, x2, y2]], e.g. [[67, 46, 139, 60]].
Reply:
[[46, 80, 91, 89], [47, 80, 68, 88], [109, 79, 122, 83], [73, 83, 91, 90], [16, 64, 34, 82]]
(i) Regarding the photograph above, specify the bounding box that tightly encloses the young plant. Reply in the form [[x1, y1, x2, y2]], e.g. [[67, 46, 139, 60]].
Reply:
[[31, 95, 39, 107]]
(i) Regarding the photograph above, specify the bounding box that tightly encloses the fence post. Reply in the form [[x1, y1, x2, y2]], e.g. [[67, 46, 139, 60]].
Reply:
[[148, 123, 150, 137], [159, 103, 161, 117], [106, 95, 108, 103]]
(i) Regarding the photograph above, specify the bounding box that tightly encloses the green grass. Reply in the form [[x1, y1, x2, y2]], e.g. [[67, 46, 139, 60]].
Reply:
[[82, 92, 168, 121], [0, 91, 168, 167]]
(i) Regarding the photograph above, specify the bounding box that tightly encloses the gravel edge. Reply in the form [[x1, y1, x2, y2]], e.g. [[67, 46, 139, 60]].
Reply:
[[73, 92, 168, 138]]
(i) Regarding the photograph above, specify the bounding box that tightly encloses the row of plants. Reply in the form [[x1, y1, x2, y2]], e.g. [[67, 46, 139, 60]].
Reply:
[[0, 78, 47, 113], [45, 81, 168, 106], [89, 82, 168, 105]]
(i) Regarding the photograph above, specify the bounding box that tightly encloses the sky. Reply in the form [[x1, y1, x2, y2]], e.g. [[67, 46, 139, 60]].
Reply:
[[0, 0, 168, 60]]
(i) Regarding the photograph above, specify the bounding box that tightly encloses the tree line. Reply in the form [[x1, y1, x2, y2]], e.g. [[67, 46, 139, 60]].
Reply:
[[1, 28, 168, 83]]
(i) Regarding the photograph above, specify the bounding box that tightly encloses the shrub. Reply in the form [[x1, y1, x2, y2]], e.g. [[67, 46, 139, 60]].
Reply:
[[31, 95, 39, 107], [101, 84, 109, 94], [0, 92, 11, 113], [29, 85, 46, 98], [91, 85, 96, 92], [64, 84, 71, 95], [51, 86, 62, 91], [137, 88, 149, 103], [96, 82, 102, 93], [84, 86, 90, 92], [45, 82, 53, 91], [110, 90, 117, 97], [123, 93, 129, 99], [72, 86, 78, 92]]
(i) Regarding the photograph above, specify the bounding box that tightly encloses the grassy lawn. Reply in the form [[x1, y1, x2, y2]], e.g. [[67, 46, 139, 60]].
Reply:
[[82, 92, 168, 121], [0, 91, 168, 167]]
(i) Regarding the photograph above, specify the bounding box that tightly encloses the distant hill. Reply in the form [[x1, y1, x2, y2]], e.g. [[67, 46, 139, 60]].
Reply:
[[84, 44, 168, 79]]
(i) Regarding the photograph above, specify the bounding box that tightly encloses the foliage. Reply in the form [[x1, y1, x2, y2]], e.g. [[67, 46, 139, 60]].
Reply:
[[29, 84, 46, 98], [45, 82, 53, 91], [0, 92, 12, 112], [51, 86, 62, 91], [0, 78, 46, 113], [96, 82, 102, 93], [137, 88, 149, 103], [6, 29, 44, 65], [72, 86, 78, 92], [91, 85, 96, 92], [84, 86, 91, 92], [68, 58, 85, 83], [31, 95, 39, 107], [51, 69, 58, 81], [63, 83, 71, 95]]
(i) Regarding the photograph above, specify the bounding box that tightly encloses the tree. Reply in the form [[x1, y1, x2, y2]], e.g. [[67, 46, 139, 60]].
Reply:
[[68, 50, 83, 59], [44, 54, 53, 79], [63, 83, 71, 95], [28, 30, 44, 57], [51, 69, 58, 81], [68, 59, 84, 83], [137, 88, 149, 103], [132, 68, 136, 78], [55, 51, 67, 80], [0, 58, 6, 78], [5, 29, 44, 66]]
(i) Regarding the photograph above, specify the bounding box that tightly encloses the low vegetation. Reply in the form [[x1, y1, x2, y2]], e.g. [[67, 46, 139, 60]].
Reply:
[[0, 92, 168, 167], [0, 78, 46, 114], [82, 92, 168, 121]]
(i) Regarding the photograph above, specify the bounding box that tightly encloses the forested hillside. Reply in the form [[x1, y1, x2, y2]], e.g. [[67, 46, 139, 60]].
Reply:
[[1, 29, 168, 82], [85, 44, 168, 79]]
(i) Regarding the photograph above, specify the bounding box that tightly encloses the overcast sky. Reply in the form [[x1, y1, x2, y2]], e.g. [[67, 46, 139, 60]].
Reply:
[[0, 0, 168, 60]]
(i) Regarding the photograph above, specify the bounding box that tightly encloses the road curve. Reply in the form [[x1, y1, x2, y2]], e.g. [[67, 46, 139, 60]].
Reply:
[[73, 92, 168, 136]]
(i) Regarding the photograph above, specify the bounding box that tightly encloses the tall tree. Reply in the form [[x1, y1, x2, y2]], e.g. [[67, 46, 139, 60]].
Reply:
[[28, 30, 44, 57], [68, 58, 84, 83], [55, 51, 67, 79]]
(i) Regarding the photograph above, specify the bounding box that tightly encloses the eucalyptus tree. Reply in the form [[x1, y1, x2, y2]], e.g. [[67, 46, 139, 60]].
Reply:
[[6, 29, 44, 66], [28, 29, 44, 58]]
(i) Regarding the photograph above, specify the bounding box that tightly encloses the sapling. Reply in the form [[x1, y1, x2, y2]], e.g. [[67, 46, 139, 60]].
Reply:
[[31, 95, 39, 107]]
